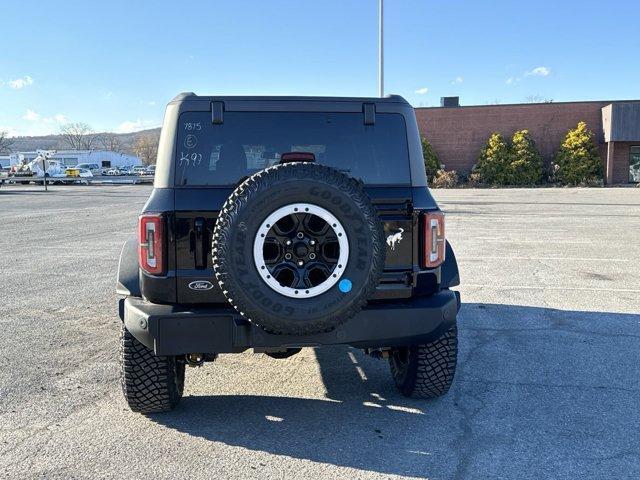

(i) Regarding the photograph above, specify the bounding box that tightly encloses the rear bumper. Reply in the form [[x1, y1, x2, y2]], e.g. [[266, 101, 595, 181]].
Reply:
[[120, 290, 460, 355]]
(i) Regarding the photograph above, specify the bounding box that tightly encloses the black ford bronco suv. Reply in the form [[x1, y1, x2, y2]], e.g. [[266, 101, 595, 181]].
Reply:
[[117, 93, 461, 413]]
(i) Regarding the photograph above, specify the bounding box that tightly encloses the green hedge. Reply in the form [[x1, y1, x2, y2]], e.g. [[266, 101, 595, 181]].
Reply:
[[423, 123, 603, 187], [509, 130, 543, 185], [553, 122, 603, 185], [474, 130, 543, 186], [474, 133, 511, 185], [421, 137, 441, 181]]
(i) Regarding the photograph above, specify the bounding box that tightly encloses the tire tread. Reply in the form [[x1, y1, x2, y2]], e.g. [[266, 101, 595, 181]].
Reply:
[[212, 162, 385, 335], [389, 325, 457, 399], [119, 325, 184, 413]]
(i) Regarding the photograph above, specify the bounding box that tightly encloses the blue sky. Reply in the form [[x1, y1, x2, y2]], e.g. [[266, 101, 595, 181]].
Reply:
[[1, 0, 638, 137]]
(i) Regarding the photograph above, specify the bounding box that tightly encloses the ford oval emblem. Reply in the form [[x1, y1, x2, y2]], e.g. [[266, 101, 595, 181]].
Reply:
[[188, 280, 214, 291]]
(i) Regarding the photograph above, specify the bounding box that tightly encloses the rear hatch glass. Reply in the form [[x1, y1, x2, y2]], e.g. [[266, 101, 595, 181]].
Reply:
[[175, 111, 411, 186]]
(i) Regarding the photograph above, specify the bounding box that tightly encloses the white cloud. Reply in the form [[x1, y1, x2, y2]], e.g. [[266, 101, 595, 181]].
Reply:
[[23, 109, 41, 121], [414, 87, 429, 95], [0, 125, 20, 137], [525, 66, 550, 77], [2, 123, 56, 137], [23, 110, 67, 124], [16, 110, 68, 136], [451, 76, 463, 85], [115, 119, 159, 133], [148, 101, 156, 106], [505, 66, 550, 86], [8, 75, 34, 89]]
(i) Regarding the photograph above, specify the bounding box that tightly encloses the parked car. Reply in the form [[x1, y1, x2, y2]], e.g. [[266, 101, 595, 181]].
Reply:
[[106, 167, 124, 176], [63, 167, 93, 178], [132, 165, 146, 175], [141, 165, 156, 176], [116, 93, 460, 413], [75, 163, 102, 176]]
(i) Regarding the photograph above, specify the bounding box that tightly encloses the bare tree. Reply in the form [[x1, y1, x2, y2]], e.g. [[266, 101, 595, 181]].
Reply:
[[0, 130, 14, 154], [60, 122, 95, 150], [133, 134, 159, 165], [524, 95, 554, 104], [96, 132, 122, 152]]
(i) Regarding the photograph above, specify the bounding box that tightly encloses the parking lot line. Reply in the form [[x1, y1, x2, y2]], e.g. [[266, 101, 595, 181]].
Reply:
[[464, 284, 640, 293], [459, 256, 629, 262]]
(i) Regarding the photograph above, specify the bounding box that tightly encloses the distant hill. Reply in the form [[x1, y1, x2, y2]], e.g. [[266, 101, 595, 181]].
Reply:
[[8, 128, 161, 154]]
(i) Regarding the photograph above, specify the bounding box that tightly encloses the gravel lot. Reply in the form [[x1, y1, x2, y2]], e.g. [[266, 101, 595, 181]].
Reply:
[[1, 185, 639, 479]]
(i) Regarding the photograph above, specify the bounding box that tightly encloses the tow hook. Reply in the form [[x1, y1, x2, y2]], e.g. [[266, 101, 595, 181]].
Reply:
[[365, 348, 391, 359], [185, 353, 205, 367]]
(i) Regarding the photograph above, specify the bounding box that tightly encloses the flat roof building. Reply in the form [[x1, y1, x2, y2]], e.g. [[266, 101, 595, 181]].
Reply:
[[6, 150, 141, 169], [416, 99, 640, 185]]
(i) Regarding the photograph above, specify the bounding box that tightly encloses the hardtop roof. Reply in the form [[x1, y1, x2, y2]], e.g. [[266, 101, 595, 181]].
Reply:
[[169, 92, 409, 105]]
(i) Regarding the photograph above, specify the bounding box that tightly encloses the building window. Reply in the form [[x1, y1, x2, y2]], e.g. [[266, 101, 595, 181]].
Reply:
[[630, 146, 640, 183]]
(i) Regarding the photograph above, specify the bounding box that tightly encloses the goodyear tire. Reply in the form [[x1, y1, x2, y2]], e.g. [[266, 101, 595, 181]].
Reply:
[[120, 325, 185, 413], [212, 162, 385, 335], [389, 325, 458, 398]]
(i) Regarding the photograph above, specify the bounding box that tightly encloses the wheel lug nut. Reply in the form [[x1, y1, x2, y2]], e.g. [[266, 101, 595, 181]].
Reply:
[[309, 253, 316, 260], [296, 232, 304, 239], [310, 240, 316, 246], [285, 240, 292, 246], [297, 260, 304, 267], [285, 253, 292, 260]]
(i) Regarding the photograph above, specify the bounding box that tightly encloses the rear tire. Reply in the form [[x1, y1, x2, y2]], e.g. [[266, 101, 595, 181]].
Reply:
[[120, 325, 185, 413], [389, 324, 457, 398]]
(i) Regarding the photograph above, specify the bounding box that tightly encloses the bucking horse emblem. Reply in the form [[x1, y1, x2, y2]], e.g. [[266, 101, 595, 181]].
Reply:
[[386, 228, 404, 251]]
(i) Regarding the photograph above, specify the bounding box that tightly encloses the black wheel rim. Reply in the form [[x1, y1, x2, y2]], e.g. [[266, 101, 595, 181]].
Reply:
[[253, 203, 349, 298]]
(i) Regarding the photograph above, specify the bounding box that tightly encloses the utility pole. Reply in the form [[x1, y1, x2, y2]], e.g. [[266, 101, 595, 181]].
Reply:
[[378, 0, 384, 97], [41, 155, 48, 191]]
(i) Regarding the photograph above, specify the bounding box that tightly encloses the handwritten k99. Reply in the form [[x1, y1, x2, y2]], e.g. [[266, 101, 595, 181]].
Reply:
[[179, 152, 203, 166]]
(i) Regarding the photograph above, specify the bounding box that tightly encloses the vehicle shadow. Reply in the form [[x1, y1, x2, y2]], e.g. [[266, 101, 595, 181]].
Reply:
[[150, 349, 442, 477], [150, 303, 640, 478]]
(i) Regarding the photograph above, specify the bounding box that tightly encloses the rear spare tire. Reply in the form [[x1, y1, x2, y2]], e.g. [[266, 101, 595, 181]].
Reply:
[[212, 162, 385, 335]]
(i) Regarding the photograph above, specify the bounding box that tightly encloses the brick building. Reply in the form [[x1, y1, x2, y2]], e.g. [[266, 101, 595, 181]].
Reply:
[[415, 99, 640, 185]]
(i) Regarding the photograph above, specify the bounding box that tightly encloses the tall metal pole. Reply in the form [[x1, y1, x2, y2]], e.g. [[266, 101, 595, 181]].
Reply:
[[378, 0, 384, 97]]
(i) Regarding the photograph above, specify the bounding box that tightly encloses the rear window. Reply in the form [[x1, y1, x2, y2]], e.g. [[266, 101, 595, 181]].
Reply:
[[174, 111, 410, 186]]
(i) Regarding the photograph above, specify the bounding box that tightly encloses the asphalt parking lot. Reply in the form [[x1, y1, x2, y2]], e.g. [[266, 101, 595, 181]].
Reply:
[[1, 185, 639, 479]]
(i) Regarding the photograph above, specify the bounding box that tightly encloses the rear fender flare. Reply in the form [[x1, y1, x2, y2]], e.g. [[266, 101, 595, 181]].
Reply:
[[441, 240, 460, 288], [117, 238, 141, 298]]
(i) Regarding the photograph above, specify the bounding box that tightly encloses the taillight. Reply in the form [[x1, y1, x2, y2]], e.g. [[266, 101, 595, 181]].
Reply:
[[139, 213, 165, 275], [422, 211, 445, 268]]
